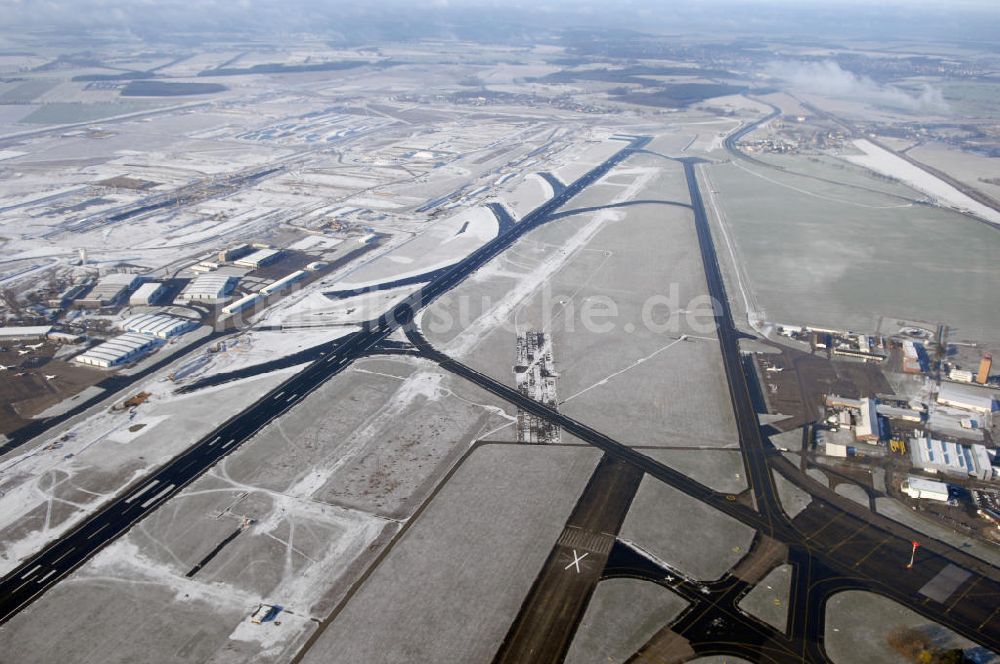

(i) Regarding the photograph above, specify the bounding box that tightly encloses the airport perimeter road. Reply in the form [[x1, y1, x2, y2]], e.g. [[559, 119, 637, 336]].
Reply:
[[0, 136, 650, 625], [721, 103, 780, 165]]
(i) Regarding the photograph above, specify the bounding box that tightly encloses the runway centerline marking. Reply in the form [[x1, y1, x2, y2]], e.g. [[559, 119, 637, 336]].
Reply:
[[50, 547, 76, 565], [86, 523, 109, 540]]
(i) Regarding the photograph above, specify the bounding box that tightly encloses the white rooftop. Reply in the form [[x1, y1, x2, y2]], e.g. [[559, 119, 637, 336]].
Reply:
[[904, 476, 949, 494], [937, 382, 996, 413], [236, 248, 280, 265], [0, 325, 52, 338], [120, 313, 195, 338], [131, 282, 163, 297]]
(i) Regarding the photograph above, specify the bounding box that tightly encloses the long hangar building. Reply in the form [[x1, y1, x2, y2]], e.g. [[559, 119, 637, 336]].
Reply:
[[74, 333, 161, 368]]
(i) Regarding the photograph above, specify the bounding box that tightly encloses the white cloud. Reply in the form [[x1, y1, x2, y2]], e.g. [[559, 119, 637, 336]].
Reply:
[[764, 59, 948, 113]]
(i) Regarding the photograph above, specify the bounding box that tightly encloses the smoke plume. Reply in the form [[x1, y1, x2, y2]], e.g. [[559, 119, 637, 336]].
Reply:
[[764, 59, 948, 113]]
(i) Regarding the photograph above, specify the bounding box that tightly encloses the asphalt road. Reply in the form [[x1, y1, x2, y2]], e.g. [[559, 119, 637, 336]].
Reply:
[[0, 135, 650, 625]]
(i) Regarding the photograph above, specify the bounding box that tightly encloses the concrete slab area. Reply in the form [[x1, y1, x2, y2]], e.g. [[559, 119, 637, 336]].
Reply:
[[824, 590, 997, 664], [737, 563, 792, 633], [834, 482, 871, 508], [298, 444, 602, 664], [772, 470, 812, 519], [919, 564, 972, 604], [565, 578, 688, 664], [806, 467, 829, 487], [619, 475, 756, 582]]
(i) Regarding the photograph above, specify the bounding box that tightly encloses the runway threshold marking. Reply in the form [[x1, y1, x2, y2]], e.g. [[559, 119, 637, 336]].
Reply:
[[19, 565, 41, 580], [140, 484, 175, 509], [37, 569, 56, 583], [125, 480, 160, 504]]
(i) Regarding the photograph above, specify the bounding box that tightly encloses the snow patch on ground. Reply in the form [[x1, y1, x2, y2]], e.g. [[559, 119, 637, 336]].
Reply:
[[282, 366, 447, 501], [333, 206, 498, 290], [432, 166, 660, 359], [0, 368, 296, 577], [227, 612, 314, 657], [257, 285, 420, 328], [170, 327, 358, 384], [844, 139, 1000, 225]]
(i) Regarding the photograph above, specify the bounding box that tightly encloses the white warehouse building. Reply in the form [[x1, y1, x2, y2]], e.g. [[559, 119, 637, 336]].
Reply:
[[910, 435, 994, 481], [119, 313, 197, 339], [260, 270, 306, 296], [74, 333, 161, 368], [0, 325, 52, 342], [937, 383, 997, 414], [221, 292, 261, 316], [902, 476, 950, 502], [182, 274, 237, 301], [129, 282, 167, 306], [234, 248, 281, 269], [78, 273, 143, 307]]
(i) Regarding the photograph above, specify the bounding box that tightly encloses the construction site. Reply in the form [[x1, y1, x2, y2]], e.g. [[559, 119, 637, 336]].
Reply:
[[514, 330, 560, 444]]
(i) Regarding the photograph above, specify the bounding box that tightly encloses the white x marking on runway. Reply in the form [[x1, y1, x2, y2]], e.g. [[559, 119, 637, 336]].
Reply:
[[564, 549, 589, 574]]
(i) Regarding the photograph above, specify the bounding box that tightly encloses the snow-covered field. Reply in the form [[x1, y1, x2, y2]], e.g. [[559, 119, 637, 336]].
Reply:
[[168, 327, 359, 383], [426, 164, 662, 359], [553, 137, 627, 184], [332, 206, 498, 289], [498, 173, 552, 220], [255, 284, 421, 328], [0, 367, 297, 577], [844, 139, 1000, 225]]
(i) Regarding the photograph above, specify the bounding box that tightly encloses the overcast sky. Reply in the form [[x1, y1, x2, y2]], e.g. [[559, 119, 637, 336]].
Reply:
[[1, 0, 997, 43]]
